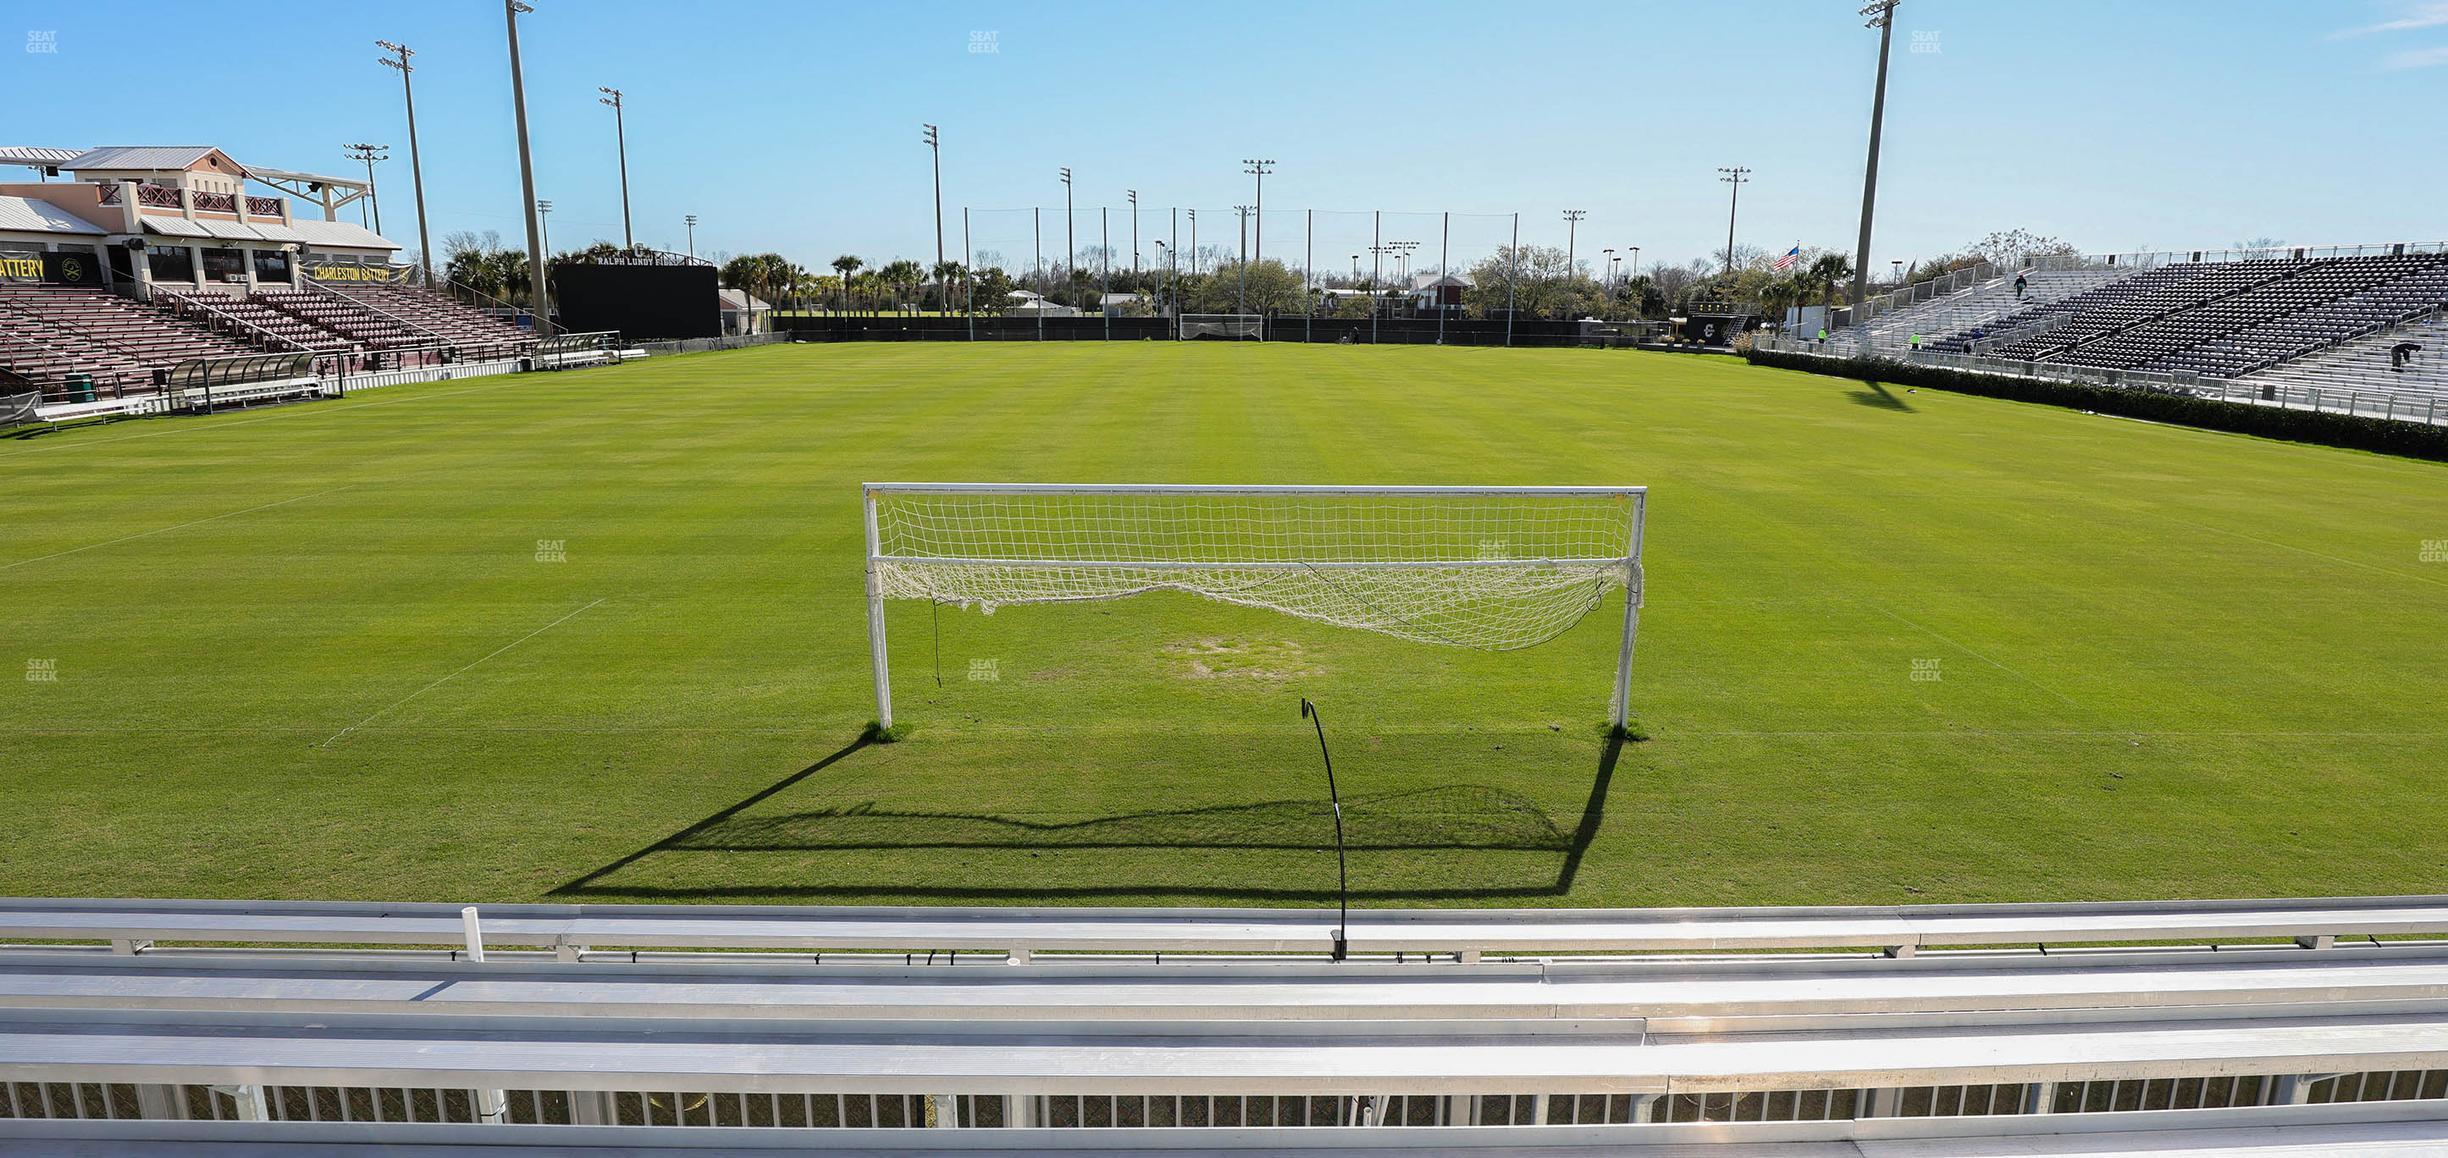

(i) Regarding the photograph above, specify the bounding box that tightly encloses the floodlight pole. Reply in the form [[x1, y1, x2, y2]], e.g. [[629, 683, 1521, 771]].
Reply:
[[923, 124, 944, 269], [504, 0, 552, 337], [1562, 209, 1585, 280], [1127, 189, 1138, 274], [376, 40, 433, 284], [344, 144, 387, 233], [598, 87, 631, 250], [1718, 167, 1750, 275], [1851, 1, 1899, 316], [1300, 698, 1350, 962], [1242, 158, 1273, 264], [1059, 167, 1073, 308], [684, 213, 696, 257]]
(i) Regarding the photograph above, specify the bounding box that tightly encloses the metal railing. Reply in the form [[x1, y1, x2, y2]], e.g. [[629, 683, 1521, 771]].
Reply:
[[1757, 336, 2448, 426]]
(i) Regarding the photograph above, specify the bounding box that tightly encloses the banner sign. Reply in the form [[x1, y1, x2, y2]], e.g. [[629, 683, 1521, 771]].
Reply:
[[0, 251, 42, 282], [45, 249, 101, 286], [304, 258, 413, 284]]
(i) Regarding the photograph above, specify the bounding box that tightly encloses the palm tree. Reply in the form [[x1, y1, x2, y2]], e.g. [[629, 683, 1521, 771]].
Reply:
[[831, 255, 863, 315], [876, 260, 923, 313], [1807, 253, 1855, 311], [930, 260, 965, 313]]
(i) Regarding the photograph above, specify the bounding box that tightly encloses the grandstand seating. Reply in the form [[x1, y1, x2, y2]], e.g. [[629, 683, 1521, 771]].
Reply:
[[330, 283, 532, 352], [159, 290, 349, 353], [1834, 267, 2133, 356], [2244, 312, 2448, 402], [253, 288, 430, 351], [0, 283, 252, 398], [1911, 254, 2448, 388]]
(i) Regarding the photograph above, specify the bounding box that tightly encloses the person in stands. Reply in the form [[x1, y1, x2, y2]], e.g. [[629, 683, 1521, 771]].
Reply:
[[2392, 341, 2423, 372], [2013, 272, 2029, 301]]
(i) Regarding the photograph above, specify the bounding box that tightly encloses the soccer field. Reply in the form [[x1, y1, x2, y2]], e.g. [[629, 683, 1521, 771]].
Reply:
[[3, 343, 2444, 909]]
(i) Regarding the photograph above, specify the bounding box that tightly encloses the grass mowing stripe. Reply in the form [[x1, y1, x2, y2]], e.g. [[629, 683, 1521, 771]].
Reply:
[[0, 487, 353, 571], [318, 597, 608, 748]]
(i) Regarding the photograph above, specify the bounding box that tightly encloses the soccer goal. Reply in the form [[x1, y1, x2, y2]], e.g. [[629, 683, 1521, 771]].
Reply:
[[1179, 313, 1265, 341], [861, 483, 1646, 730]]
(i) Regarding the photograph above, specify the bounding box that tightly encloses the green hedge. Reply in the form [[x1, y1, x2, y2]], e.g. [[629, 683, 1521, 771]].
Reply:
[[1745, 348, 2448, 463]]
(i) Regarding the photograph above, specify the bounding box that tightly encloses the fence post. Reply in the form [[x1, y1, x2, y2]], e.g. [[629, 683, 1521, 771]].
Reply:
[[460, 906, 485, 962]]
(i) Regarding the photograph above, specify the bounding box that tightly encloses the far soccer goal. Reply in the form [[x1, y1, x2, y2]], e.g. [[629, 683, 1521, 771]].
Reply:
[[861, 483, 1647, 731], [1178, 313, 1265, 341]]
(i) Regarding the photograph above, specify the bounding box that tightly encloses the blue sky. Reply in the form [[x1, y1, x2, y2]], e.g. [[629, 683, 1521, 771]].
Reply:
[[4, 1, 2442, 274]]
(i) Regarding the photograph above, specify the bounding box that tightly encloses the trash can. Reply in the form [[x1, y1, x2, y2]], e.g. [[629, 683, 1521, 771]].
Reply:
[[65, 373, 94, 404]]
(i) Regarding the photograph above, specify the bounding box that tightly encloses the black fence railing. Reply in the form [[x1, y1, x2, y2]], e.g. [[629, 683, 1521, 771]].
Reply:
[[773, 314, 1662, 348]]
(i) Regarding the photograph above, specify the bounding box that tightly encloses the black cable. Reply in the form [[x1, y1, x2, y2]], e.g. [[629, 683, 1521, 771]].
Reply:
[[1301, 697, 1350, 961]]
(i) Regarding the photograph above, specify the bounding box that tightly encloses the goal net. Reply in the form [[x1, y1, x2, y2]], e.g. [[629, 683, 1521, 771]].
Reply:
[[1179, 313, 1265, 341], [862, 483, 1647, 727]]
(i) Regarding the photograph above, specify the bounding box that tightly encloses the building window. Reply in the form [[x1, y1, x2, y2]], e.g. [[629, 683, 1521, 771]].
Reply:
[[201, 248, 246, 282], [147, 248, 195, 283], [253, 249, 292, 283]]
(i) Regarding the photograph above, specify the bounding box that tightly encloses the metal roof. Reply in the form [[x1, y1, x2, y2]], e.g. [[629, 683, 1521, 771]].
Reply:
[[140, 216, 399, 251], [0, 146, 85, 167], [0, 195, 104, 235], [62, 145, 232, 173]]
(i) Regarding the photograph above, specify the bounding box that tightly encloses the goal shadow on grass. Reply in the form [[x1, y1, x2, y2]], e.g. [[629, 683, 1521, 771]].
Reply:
[[549, 733, 1626, 903]]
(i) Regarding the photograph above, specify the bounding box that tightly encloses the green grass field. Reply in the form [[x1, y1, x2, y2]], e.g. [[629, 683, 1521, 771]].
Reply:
[[4, 343, 2444, 909]]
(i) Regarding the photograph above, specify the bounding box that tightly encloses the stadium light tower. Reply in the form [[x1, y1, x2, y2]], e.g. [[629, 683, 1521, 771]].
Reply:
[[536, 199, 553, 260], [505, 0, 550, 335], [685, 213, 697, 257], [598, 87, 633, 250], [1126, 189, 1138, 273], [343, 144, 388, 233], [1561, 209, 1586, 279], [1602, 246, 1615, 290], [375, 40, 434, 284], [1058, 167, 1073, 279], [1242, 158, 1273, 263], [922, 124, 943, 268], [1717, 167, 1750, 275], [1850, 0, 1900, 316]]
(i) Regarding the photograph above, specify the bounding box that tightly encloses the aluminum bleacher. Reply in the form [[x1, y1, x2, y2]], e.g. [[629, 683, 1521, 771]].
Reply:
[[3, 895, 2448, 1147], [331, 283, 534, 354], [2244, 312, 2448, 401], [5, 1103, 2446, 1154]]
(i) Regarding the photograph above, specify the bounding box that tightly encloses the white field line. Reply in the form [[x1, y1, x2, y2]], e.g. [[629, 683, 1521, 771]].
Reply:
[[317, 598, 606, 748], [0, 487, 352, 572]]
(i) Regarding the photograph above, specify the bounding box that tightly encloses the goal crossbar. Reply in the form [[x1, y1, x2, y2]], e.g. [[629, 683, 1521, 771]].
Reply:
[[861, 482, 1647, 730]]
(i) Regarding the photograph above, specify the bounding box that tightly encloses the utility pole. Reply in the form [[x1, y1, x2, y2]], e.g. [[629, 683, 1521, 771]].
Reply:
[[1851, 1, 1900, 313], [1234, 204, 1253, 313], [376, 40, 433, 284], [1562, 209, 1585, 280], [597, 86, 631, 250], [343, 143, 387, 233], [922, 123, 943, 268], [1717, 167, 1750, 275], [1242, 158, 1273, 264], [505, 0, 551, 336], [1126, 189, 1138, 274], [1058, 167, 1073, 303], [684, 213, 697, 257]]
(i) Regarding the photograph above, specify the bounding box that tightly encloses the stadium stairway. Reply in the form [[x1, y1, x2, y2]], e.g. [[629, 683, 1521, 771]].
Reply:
[[2242, 312, 2448, 403], [1826, 267, 2132, 357]]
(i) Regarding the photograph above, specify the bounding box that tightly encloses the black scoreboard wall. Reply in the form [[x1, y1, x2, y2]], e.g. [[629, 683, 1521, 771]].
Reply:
[[552, 263, 719, 340]]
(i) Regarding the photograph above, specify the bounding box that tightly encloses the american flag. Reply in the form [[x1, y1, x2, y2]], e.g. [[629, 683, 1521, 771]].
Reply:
[[1773, 244, 1802, 272]]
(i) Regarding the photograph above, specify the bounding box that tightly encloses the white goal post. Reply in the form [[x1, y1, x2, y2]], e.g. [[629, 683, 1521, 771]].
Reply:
[[1178, 313, 1265, 341], [861, 483, 1647, 731]]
